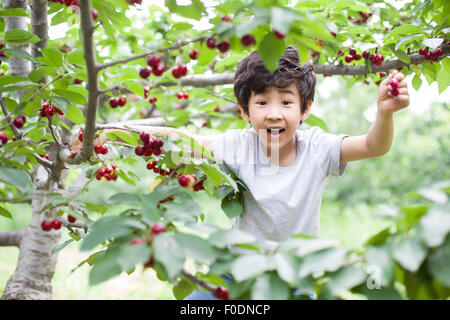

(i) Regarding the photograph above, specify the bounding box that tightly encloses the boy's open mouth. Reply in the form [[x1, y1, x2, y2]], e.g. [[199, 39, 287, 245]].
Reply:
[[267, 128, 285, 138]]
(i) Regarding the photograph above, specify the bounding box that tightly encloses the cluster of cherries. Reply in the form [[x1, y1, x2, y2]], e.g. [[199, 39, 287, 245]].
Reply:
[[40, 154, 50, 160], [389, 78, 400, 97], [127, 0, 142, 4], [94, 144, 108, 155], [130, 222, 166, 268], [0, 45, 6, 66], [369, 53, 385, 67], [108, 96, 127, 108], [344, 48, 362, 63], [41, 214, 76, 232], [352, 11, 373, 25], [139, 54, 165, 79], [96, 163, 118, 181], [176, 92, 189, 100], [418, 47, 444, 62], [135, 131, 164, 157], [39, 101, 64, 118], [146, 160, 174, 176], [49, 0, 98, 20]]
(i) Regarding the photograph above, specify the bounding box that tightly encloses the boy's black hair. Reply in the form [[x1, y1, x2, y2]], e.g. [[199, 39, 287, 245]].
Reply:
[[234, 45, 316, 125]]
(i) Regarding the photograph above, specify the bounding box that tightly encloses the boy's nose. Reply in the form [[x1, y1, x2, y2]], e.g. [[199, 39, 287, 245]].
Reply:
[[266, 105, 283, 120]]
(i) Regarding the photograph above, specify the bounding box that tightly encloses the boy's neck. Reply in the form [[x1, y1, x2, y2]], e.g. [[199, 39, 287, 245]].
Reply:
[[263, 134, 298, 167]]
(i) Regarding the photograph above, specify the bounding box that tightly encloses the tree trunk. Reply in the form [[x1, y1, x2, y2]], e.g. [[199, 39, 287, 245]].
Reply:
[[1, 0, 65, 300]]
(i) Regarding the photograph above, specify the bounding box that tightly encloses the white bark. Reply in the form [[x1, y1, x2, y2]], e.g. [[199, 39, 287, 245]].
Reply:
[[1, 181, 62, 300], [4, 0, 31, 100]]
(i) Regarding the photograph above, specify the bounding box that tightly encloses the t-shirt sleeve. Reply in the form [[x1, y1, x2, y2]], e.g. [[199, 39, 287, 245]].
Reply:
[[310, 126, 350, 178], [205, 129, 241, 175]]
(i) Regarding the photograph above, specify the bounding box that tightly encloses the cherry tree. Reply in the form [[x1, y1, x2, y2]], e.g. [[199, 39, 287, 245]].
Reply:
[[0, 0, 449, 300]]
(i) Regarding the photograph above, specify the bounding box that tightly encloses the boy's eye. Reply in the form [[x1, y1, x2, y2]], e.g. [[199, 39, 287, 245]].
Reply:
[[282, 100, 293, 105], [256, 101, 267, 105], [256, 101, 292, 105]]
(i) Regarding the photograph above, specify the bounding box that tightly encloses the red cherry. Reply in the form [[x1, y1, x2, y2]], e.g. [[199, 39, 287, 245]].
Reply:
[[213, 287, 229, 300], [349, 49, 357, 56], [353, 53, 362, 60], [189, 49, 198, 60], [45, 155, 49, 160], [217, 40, 230, 53], [152, 223, 166, 235], [178, 175, 189, 187], [147, 54, 163, 68], [105, 167, 112, 174], [273, 30, 285, 39], [172, 67, 182, 79], [337, 49, 344, 56], [177, 92, 184, 99], [140, 131, 150, 144], [100, 145, 108, 154], [130, 238, 144, 245], [139, 67, 151, 79], [353, 18, 361, 24], [345, 55, 353, 63], [419, 48, 427, 55], [311, 51, 318, 57], [221, 15, 232, 22], [183, 92, 189, 99], [0, 51, 6, 57], [147, 161, 156, 170], [111, 163, 117, 170], [135, 145, 144, 156], [91, 9, 98, 20], [380, 72, 386, 77], [435, 48, 443, 57], [390, 78, 399, 89], [143, 87, 149, 98], [241, 34, 256, 47], [74, 78, 83, 84], [0, 132, 8, 145], [214, 106, 220, 112], [98, 168, 106, 176], [109, 98, 119, 108], [390, 87, 399, 96], [68, 215, 76, 223], [152, 63, 165, 76], [118, 96, 127, 107], [206, 36, 216, 49], [78, 132, 83, 142], [51, 219, 62, 230], [362, 51, 369, 59], [202, 121, 208, 128], [41, 220, 53, 232], [13, 117, 24, 129], [46, 106, 55, 117]]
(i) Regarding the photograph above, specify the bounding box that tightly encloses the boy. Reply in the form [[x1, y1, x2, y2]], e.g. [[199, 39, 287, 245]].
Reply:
[[72, 45, 410, 299]]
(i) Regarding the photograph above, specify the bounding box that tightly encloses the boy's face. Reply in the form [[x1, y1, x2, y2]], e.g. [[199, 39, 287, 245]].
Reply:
[[240, 82, 311, 153]]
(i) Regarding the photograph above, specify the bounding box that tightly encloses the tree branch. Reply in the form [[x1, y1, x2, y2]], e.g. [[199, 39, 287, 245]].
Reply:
[[0, 229, 27, 247]]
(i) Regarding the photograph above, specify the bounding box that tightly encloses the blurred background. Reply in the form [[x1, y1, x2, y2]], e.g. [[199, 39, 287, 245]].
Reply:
[[1, 72, 448, 299]]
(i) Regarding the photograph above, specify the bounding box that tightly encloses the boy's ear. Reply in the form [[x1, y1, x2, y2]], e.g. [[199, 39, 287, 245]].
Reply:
[[300, 100, 313, 121], [239, 105, 250, 122]]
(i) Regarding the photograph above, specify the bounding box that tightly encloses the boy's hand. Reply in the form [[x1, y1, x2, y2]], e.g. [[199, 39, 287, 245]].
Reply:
[[377, 70, 410, 116]]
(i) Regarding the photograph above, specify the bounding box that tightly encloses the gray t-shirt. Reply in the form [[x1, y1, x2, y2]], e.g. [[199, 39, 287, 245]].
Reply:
[[207, 126, 350, 250]]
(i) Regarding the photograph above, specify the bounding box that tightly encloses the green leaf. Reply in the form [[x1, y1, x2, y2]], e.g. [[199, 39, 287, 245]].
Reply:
[[174, 233, 216, 264], [0, 81, 39, 93], [108, 192, 140, 205], [364, 227, 391, 247], [221, 196, 243, 219], [54, 89, 87, 105], [51, 239, 74, 255], [116, 169, 136, 186], [252, 273, 290, 300], [153, 233, 185, 281], [437, 63, 450, 94], [258, 32, 285, 73], [304, 114, 328, 131], [80, 216, 144, 251], [325, 266, 367, 297], [105, 130, 137, 146], [5, 29, 41, 44], [66, 49, 85, 65], [89, 249, 123, 285], [392, 49, 410, 64], [64, 105, 85, 125], [164, 0, 206, 20], [281, 237, 338, 256], [5, 48, 35, 62], [41, 48, 63, 67], [274, 253, 301, 283], [427, 236, 450, 287], [270, 7, 299, 34], [122, 80, 143, 97], [173, 278, 196, 300], [0, 166, 31, 191], [365, 245, 395, 287], [0, 8, 27, 17], [298, 248, 347, 277], [115, 244, 151, 272], [232, 254, 275, 282], [0, 75, 29, 87], [209, 228, 258, 249], [412, 74, 422, 91], [26, 126, 46, 142], [0, 206, 13, 219], [392, 237, 427, 272], [386, 24, 426, 39], [418, 204, 450, 247]]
